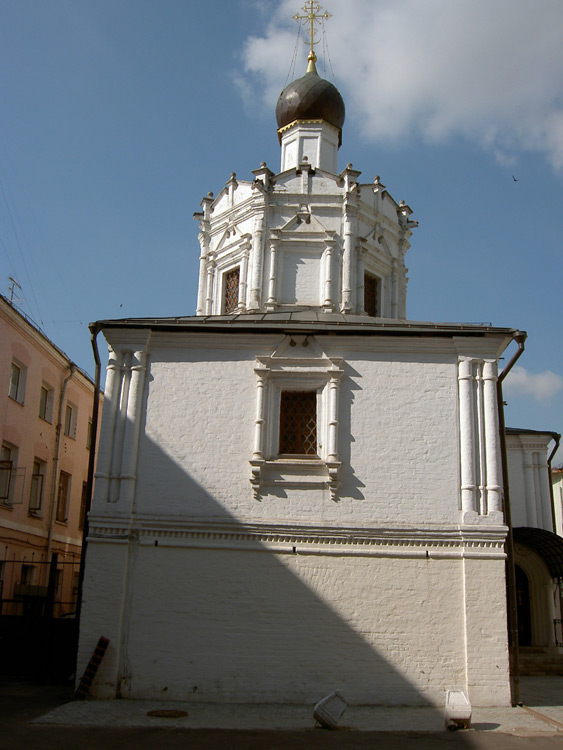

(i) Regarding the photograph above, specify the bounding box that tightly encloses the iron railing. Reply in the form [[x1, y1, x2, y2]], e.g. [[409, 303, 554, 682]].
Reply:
[[0, 554, 80, 618]]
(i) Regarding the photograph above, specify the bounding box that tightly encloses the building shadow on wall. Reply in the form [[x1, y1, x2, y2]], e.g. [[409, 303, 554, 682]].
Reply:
[[81, 351, 489, 746]]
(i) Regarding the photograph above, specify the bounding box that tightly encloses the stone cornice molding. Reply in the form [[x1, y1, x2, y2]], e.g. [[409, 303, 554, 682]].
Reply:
[[454, 337, 513, 360], [87, 517, 508, 558]]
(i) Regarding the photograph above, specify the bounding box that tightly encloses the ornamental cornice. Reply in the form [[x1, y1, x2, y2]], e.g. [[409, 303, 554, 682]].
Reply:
[[86, 517, 507, 557]]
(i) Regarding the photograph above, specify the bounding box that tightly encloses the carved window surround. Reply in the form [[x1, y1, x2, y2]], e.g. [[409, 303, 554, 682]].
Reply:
[[210, 234, 252, 314], [250, 335, 343, 501]]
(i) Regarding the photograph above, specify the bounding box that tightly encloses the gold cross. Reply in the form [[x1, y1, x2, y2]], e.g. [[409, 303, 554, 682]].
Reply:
[[293, 1, 332, 63]]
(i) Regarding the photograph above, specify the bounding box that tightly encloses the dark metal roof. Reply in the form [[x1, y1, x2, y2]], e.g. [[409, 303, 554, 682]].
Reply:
[[91, 311, 522, 339], [513, 527, 563, 579], [276, 70, 345, 131]]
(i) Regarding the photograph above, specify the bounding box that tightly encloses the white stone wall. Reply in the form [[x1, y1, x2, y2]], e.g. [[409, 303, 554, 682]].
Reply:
[[78, 328, 512, 706], [506, 432, 555, 531], [125, 334, 461, 525], [79, 541, 510, 706]]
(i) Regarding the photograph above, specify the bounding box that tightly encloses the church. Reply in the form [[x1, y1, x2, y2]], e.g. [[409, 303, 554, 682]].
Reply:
[[77, 15, 532, 708]]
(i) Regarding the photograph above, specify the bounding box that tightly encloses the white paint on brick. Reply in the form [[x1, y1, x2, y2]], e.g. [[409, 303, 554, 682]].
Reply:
[[78, 328, 513, 707]]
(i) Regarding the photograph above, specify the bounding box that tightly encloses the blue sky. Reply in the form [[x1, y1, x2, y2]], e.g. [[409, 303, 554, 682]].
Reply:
[[1, 0, 562, 461]]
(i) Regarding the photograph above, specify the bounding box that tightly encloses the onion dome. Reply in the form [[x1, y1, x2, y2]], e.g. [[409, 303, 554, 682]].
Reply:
[[276, 57, 345, 134]]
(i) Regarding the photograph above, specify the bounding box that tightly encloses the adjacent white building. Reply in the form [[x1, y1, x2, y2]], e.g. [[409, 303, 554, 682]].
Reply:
[[78, 52, 555, 707]]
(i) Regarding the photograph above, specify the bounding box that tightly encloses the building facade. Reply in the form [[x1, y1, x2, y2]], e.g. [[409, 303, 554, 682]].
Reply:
[[77, 52, 527, 708], [505, 429, 563, 657], [0, 294, 98, 616]]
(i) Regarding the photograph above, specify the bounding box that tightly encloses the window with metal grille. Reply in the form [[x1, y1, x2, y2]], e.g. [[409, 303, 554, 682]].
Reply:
[[364, 272, 378, 317], [224, 267, 240, 313], [279, 391, 317, 456]]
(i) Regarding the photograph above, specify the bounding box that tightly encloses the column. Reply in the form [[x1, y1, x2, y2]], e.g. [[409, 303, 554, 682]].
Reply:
[[327, 373, 341, 463], [239, 240, 250, 311], [205, 258, 215, 315], [249, 208, 265, 311], [483, 361, 503, 516], [340, 203, 356, 312], [252, 372, 266, 461], [523, 450, 538, 527], [538, 453, 553, 531], [119, 349, 148, 511], [94, 346, 123, 504], [323, 240, 337, 310], [459, 359, 477, 518], [196, 230, 209, 316], [266, 239, 279, 310], [109, 351, 132, 504]]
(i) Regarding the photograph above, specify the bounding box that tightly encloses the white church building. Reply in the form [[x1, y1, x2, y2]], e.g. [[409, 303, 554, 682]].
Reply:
[[78, 40, 562, 707]]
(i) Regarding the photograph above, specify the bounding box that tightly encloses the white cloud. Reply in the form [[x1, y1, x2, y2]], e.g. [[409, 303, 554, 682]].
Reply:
[[504, 366, 563, 402], [239, 0, 563, 168]]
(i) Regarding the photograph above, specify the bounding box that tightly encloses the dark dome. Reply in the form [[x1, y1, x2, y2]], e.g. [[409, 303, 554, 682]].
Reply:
[[276, 69, 345, 131]]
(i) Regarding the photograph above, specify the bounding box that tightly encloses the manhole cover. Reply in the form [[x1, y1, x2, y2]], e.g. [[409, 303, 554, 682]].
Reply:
[[147, 709, 188, 718]]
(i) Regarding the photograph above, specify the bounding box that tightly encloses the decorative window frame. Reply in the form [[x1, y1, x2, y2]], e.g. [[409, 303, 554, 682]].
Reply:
[[222, 265, 241, 314], [212, 233, 252, 314], [249, 335, 343, 501], [360, 238, 392, 318]]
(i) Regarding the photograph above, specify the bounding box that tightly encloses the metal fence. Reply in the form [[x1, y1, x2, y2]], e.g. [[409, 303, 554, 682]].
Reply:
[[0, 554, 80, 618]]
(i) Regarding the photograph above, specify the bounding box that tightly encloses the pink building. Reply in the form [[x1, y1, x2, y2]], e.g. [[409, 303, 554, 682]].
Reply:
[[0, 294, 99, 618]]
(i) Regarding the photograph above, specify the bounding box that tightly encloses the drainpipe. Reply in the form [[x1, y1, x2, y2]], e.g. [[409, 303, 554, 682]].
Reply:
[[45, 363, 76, 579], [74, 323, 102, 663], [497, 332, 526, 706]]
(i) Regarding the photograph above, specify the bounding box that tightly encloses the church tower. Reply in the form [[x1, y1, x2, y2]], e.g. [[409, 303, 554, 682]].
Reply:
[[194, 20, 417, 319]]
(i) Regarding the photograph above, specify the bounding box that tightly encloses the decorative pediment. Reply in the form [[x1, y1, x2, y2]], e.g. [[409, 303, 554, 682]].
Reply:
[[215, 223, 240, 254], [266, 334, 332, 363], [278, 210, 329, 235]]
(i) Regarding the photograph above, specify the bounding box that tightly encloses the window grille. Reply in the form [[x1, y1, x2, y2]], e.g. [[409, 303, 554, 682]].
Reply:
[[224, 267, 240, 313], [279, 391, 317, 455], [364, 273, 378, 317]]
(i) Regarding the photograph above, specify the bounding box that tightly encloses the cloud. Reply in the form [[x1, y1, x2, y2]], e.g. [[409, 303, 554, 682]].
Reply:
[[504, 366, 563, 402], [239, 0, 563, 169]]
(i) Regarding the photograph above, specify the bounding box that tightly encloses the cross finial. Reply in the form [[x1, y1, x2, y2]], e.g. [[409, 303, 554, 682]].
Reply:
[[293, 1, 332, 69]]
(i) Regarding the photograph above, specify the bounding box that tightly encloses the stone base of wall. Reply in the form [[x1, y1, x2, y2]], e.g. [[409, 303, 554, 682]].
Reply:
[[78, 529, 511, 707]]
